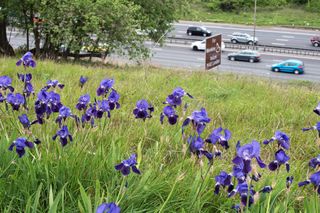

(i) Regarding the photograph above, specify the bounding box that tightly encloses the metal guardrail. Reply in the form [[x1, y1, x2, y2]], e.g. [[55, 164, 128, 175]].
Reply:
[[166, 36, 320, 57]]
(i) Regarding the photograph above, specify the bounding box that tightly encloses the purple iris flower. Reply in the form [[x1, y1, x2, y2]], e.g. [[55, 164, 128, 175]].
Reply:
[[228, 182, 255, 207], [43, 80, 65, 91], [182, 108, 211, 135], [19, 114, 31, 129], [76, 94, 90, 111], [298, 171, 320, 195], [206, 127, 231, 149], [115, 154, 141, 176], [48, 91, 63, 113], [302, 122, 320, 136], [268, 149, 290, 172], [81, 104, 97, 127], [286, 176, 294, 189], [107, 90, 120, 110], [160, 106, 178, 125], [259, 186, 272, 193], [97, 79, 114, 96], [17, 73, 32, 83], [164, 87, 193, 107], [52, 125, 73, 147], [35, 91, 63, 120], [6, 93, 25, 111], [232, 163, 246, 183], [24, 82, 34, 97], [133, 100, 154, 120], [309, 155, 320, 169], [55, 106, 73, 127], [8, 137, 34, 157], [188, 135, 213, 161], [214, 171, 234, 194], [314, 102, 320, 116], [16, 52, 36, 68], [96, 100, 111, 118], [232, 140, 266, 175], [79, 76, 88, 88], [96, 202, 120, 213], [0, 76, 14, 92], [263, 131, 290, 150]]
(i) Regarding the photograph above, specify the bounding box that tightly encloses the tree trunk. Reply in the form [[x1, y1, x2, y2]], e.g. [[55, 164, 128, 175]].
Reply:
[[0, 17, 15, 56]]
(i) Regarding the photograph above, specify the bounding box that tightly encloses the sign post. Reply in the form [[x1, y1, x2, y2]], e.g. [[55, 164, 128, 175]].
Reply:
[[205, 34, 222, 70]]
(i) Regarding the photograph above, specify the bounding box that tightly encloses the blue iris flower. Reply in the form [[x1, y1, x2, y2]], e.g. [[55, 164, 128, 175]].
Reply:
[[263, 130, 290, 150], [182, 108, 211, 135], [232, 140, 266, 175], [8, 137, 34, 157], [16, 52, 36, 68], [115, 154, 141, 176], [96, 202, 120, 213], [160, 106, 178, 125]]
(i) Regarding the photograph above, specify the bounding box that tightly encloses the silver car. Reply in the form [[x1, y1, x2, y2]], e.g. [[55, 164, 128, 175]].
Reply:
[[231, 32, 258, 45]]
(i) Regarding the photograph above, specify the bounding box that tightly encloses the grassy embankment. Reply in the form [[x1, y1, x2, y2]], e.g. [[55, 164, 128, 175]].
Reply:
[[0, 58, 319, 212], [184, 3, 320, 29]]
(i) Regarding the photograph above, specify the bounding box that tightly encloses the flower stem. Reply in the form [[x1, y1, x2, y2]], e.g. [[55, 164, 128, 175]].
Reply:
[[189, 162, 213, 210]]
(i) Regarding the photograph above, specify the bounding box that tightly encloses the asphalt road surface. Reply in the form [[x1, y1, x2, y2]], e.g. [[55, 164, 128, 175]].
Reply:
[[146, 42, 320, 82], [7, 26, 320, 82], [171, 21, 320, 50]]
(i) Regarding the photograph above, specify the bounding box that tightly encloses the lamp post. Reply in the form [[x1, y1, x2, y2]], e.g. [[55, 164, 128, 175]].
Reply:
[[253, 0, 257, 49]]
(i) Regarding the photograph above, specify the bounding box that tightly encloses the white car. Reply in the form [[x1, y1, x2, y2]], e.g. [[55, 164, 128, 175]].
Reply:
[[191, 40, 225, 51]]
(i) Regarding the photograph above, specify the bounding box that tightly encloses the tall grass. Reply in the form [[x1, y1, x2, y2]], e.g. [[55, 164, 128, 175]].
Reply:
[[0, 58, 319, 212]]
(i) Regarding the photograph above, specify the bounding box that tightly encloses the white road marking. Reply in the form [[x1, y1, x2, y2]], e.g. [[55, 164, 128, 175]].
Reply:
[[276, 39, 288, 42], [282, 35, 295, 39], [175, 34, 183, 37], [227, 34, 233, 37], [177, 31, 186, 34], [153, 48, 163, 51], [175, 23, 316, 36], [271, 43, 286, 46], [197, 58, 204, 61], [272, 59, 282, 62]]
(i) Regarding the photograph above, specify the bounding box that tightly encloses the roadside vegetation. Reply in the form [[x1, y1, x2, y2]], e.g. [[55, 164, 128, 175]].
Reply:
[[0, 56, 320, 212], [186, 0, 320, 28]]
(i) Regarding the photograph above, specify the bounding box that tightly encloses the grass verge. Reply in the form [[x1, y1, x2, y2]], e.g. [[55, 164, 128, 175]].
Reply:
[[0, 58, 320, 212]]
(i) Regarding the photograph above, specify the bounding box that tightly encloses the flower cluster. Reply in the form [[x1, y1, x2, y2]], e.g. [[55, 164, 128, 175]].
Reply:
[[160, 87, 192, 125]]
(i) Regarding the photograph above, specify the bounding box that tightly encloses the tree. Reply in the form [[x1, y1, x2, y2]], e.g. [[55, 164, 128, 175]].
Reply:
[[0, 1, 15, 56]]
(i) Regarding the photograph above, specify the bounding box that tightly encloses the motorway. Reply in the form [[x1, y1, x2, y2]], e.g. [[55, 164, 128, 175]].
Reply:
[[146, 42, 320, 82], [170, 21, 320, 50], [6, 22, 320, 82]]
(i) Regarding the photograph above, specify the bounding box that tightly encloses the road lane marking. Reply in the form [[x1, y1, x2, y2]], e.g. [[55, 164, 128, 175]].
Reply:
[[271, 42, 286, 45], [197, 58, 204, 61], [276, 39, 288, 42], [282, 35, 295, 39], [177, 31, 185, 34], [175, 23, 316, 36]]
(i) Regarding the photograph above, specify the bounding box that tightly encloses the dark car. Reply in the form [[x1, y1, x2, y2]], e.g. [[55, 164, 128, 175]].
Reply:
[[311, 36, 320, 47], [186, 26, 212, 37], [227, 50, 261, 63]]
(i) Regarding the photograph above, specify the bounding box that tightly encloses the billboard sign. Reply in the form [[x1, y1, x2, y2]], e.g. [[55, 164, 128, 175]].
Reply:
[[205, 34, 222, 70]]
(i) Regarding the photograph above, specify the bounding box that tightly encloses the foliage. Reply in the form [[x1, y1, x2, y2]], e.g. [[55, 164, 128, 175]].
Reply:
[[0, 58, 320, 212], [1, 0, 189, 58]]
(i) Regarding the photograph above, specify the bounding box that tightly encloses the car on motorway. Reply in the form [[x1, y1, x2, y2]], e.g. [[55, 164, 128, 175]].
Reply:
[[227, 50, 261, 63], [271, 59, 304, 75], [186, 26, 212, 37], [310, 36, 320, 47], [191, 39, 225, 51], [231, 32, 258, 45]]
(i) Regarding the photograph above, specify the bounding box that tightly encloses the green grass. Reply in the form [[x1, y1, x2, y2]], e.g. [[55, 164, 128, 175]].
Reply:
[[184, 3, 320, 28], [0, 58, 320, 212]]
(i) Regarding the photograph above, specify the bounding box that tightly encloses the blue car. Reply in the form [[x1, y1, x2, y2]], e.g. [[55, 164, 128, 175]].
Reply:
[[271, 59, 304, 75]]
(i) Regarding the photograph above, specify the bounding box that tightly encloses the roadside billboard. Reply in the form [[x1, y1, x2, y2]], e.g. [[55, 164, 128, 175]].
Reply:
[[205, 34, 222, 70]]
